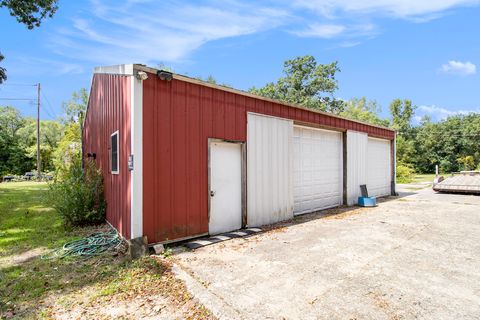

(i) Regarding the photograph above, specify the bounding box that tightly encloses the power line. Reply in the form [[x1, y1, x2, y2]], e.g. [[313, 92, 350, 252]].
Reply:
[[0, 98, 36, 101], [1, 83, 37, 87], [41, 91, 58, 119]]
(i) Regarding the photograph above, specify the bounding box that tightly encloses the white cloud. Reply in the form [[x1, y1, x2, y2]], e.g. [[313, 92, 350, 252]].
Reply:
[[417, 105, 480, 121], [49, 0, 288, 64], [292, 23, 346, 38], [287, 1, 479, 44], [293, 0, 479, 19], [439, 60, 477, 75], [291, 22, 377, 42], [46, 0, 480, 66], [4, 55, 84, 76]]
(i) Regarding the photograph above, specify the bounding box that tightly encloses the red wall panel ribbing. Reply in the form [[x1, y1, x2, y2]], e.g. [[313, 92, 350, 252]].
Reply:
[[83, 74, 131, 239], [143, 76, 394, 243]]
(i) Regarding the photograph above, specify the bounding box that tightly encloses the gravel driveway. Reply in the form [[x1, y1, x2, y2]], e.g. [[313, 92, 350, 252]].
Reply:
[[174, 186, 480, 319]]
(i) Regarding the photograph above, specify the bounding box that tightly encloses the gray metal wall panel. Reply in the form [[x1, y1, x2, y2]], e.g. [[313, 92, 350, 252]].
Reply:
[[247, 113, 294, 226], [347, 131, 368, 205], [367, 137, 392, 197]]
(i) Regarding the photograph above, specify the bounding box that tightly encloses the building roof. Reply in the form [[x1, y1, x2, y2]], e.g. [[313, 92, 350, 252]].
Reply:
[[93, 64, 396, 133]]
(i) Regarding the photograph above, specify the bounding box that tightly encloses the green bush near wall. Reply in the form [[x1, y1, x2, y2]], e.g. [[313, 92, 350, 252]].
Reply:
[[48, 158, 106, 227], [396, 163, 415, 183]]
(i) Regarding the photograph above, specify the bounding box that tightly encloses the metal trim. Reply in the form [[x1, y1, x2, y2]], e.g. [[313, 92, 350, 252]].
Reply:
[[293, 120, 346, 133]]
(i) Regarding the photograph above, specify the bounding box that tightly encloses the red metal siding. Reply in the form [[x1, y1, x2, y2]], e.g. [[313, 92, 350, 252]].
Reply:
[[143, 76, 394, 243], [83, 74, 132, 239]]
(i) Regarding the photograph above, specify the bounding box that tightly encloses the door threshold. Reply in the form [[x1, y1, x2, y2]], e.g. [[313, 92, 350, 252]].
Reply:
[[184, 228, 262, 250]]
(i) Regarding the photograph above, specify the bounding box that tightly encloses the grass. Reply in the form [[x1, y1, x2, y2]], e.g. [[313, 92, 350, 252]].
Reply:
[[0, 182, 213, 319], [0, 182, 125, 318], [0, 182, 72, 256], [397, 173, 437, 184], [411, 174, 436, 183]]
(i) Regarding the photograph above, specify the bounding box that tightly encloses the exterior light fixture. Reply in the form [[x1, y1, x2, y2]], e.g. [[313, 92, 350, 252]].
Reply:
[[136, 71, 149, 81], [157, 70, 173, 81]]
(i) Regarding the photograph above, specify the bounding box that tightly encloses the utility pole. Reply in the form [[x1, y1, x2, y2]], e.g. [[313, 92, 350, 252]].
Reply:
[[37, 83, 41, 181]]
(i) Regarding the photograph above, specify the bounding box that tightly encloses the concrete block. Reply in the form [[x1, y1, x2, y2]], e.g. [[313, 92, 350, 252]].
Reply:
[[129, 236, 148, 259], [153, 243, 165, 254]]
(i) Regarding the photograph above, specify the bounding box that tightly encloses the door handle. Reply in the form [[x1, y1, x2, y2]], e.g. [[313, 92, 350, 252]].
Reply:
[[210, 190, 216, 197]]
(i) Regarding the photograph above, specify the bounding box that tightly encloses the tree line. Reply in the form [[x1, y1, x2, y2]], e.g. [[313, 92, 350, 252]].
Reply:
[[248, 55, 480, 175], [2, 55, 479, 178], [0, 89, 87, 176]]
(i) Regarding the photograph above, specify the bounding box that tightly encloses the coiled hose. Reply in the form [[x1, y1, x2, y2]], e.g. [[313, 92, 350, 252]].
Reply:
[[41, 230, 123, 260]]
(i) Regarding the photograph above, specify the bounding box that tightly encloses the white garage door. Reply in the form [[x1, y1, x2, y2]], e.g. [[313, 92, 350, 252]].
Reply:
[[293, 126, 343, 215], [367, 137, 391, 197]]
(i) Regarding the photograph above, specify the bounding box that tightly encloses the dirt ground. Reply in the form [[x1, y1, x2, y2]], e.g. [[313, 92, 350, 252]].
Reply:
[[174, 186, 480, 319]]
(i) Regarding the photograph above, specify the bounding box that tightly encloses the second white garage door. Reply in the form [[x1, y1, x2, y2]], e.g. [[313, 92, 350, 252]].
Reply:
[[367, 137, 391, 197], [293, 126, 343, 215]]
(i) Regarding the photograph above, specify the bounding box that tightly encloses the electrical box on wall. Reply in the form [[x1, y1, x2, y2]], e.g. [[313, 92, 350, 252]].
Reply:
[[128, 154, 134, 171]]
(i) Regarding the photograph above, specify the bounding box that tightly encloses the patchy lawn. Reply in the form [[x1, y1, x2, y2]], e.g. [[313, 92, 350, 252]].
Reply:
[[411, 173, 436, 183], [0, 182, 213, 319]]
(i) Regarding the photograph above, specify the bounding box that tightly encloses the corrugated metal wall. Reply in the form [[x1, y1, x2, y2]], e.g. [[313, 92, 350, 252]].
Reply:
[[346, 131, 368, 205], [142, 76, 395, 244], [247, 113, 293, 226], [83, 74, 132, 239]]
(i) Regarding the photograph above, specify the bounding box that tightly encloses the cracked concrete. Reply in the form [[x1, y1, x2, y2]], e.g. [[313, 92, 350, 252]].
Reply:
[[174, 186, 480, 319]]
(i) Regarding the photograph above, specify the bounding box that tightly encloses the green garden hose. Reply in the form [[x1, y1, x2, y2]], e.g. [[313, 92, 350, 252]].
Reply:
[[41, 230, 123, 260]]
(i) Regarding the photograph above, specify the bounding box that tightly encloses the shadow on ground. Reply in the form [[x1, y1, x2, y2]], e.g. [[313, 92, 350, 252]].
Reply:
[[178, 192, 418, 250]]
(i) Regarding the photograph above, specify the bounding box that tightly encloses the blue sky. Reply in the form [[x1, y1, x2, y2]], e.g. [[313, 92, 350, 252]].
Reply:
[[1, 0, 479, 122]]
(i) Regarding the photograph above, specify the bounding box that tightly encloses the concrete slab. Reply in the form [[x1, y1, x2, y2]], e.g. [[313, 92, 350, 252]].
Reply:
[[174, 188, 480, 319]]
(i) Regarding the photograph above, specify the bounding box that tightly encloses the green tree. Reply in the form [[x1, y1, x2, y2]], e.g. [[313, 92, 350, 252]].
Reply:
[[0, 52, 6, 84], [340, 97, 390, 127], [16, 118, 63, 172], [61, 88, 88, 123], [156, 63, 174, 72], [53, 122, 81, 175], [390, 99, 417, 170], [409, 113, 480, 173], [457, 155, 475, 171], [249, 55, 344, 113], [390, 99, 416, 135], [0, 0, 58, 29], [1, 0, 59, 84], [0, 106, 31, 174], [54, 89, 89, 174]]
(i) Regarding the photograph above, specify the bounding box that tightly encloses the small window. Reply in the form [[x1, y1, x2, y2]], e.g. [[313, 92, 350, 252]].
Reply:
[[111, 131, 119, 174]]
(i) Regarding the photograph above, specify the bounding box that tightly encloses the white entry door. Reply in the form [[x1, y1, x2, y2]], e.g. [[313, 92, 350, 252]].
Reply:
[[209, 141, 242, 235], [293, 126, 343, 215]]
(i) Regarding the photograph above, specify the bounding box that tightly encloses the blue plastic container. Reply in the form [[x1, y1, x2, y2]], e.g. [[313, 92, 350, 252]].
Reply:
[[358, 196, 376, 207]]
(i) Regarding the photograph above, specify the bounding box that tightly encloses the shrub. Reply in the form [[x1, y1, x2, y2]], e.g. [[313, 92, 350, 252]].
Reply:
[[457, 155, 475, 171], [396, 163, 415, 183], [48, 157, 106, 227]]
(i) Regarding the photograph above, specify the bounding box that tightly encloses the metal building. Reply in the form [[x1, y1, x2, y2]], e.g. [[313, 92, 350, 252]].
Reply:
[[83, 64, 396, 244]]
